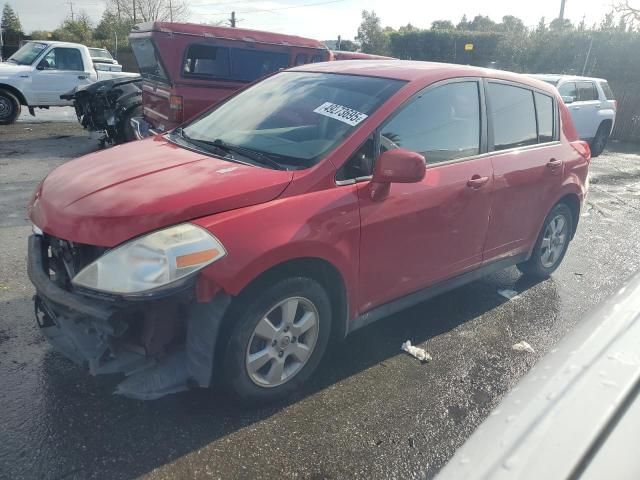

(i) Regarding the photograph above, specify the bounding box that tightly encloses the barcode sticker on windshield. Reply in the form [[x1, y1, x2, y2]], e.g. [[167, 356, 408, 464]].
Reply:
[[313, 102, 368, 126]]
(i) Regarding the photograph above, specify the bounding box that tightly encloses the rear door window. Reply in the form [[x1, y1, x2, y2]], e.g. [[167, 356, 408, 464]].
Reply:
[[130, 38, 169, 83], [380, 81, 481, 163], [534, 92, 555, 143], [558, 82, 577, 100], [183, 44, 230, 78], [488, 82, 537, 151], [577, 81, 598, 101]]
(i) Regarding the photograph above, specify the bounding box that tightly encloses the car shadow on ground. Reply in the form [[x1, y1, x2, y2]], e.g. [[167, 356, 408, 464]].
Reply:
[[26, 267, 546, 478]]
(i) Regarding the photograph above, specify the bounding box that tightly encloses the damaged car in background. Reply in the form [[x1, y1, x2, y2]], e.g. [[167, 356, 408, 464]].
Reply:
[[61, 76, 142, 146]]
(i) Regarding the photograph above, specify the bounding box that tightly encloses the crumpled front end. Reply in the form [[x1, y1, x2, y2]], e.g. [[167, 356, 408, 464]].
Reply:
[[28, 233, 229, 400]]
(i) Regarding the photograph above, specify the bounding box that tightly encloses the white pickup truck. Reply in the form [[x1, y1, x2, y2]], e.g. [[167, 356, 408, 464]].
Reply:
[[0, 41, 138, 124]]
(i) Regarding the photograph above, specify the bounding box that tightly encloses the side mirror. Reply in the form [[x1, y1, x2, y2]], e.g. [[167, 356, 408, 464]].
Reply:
[[369, 148, 426, 200], [561, 95, 575, 104]]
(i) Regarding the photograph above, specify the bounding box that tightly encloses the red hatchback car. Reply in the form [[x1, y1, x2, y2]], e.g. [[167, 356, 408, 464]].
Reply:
[[27, 61, 590, 402]]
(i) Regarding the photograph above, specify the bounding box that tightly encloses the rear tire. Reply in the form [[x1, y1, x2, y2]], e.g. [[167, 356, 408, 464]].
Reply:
[[0, 90, 21, 125], [590, 122, 610, 157], [517, 203, 573, 279], [221, 277, 332, 404]]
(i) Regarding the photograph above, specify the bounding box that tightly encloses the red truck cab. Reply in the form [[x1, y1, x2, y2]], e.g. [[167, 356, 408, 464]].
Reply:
[[129, 22, 330, 135]]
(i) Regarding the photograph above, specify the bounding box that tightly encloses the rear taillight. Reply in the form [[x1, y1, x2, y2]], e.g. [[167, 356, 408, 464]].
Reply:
[[571, 140, 591, 162], [169, 95, 183, 123]]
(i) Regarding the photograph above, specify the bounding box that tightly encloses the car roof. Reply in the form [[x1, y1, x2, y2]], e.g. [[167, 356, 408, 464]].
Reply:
[[529, 73, 608, 83], [28, 40, 88, 49], [291, 60, 558, 94], [130, 22, 328, 50]]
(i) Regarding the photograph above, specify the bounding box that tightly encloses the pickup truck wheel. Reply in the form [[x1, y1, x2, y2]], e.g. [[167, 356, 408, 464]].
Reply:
[[0, 90, 21, 125], [117, 105, 142, 143], [590, 123, 610, 157], [222, 277, 332, 404], [517, 203, 573, 279]]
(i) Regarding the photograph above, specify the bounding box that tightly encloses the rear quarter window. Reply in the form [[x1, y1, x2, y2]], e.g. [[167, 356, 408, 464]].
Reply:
[[600, 81, 615, 100], [130, 38, 169, 83], [488, 82, 537, 151], [577, 81, 598, 101], [534, 92, 556, 143]]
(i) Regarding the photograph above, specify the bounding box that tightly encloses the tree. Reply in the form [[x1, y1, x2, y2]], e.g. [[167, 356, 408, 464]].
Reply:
[[94, 9, 134, 49], [107, 0, 189, 23], [53, 12, 93, 43], [431, 20, 454, 31], [456, 14, 470, 31], [499, 15, 526, 34], [30, 30, 53, 40], [468, 15, 497, 32], [338, 39, 358, 51], [2, 4, 23, 34], [599, 10, 616, 30], [617, 0, 640, 27], [549, 17, 573, 31], [355, 10, 389, 55], [535, 17, 547, 34]]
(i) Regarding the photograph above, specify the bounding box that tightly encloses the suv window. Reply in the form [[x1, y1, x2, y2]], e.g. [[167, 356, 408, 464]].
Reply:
[[534, 92, 555, 143], [577, 81, 598, 101], [184, 44, 231, 77], [558, 82, 577, 99], [600, 81, 615, 100], [40, 48, 84, 71], [488, 83, 537, 151], [380, 81, 481, 164]]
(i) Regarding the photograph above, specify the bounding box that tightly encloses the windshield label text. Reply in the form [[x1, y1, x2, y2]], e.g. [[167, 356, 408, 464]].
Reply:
[[313, 102, 368, 126]]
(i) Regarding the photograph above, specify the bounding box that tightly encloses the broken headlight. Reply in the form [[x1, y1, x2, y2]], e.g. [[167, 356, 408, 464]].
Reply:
[[72, 223, 226, 295]]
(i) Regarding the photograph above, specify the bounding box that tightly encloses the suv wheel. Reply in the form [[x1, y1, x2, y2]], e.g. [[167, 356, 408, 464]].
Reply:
[[0, 90, 21, 125], [518, 203, 573, 278], [590, 123, 610, 157], [222, 277, 332, 404]]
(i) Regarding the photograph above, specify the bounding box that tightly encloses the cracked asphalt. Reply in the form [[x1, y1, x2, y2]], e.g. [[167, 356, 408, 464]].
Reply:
[[1, 111, 640, 480]]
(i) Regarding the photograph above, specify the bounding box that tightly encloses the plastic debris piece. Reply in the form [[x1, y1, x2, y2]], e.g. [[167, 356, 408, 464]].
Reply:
[[498, 289, 519, 300], [512, 341, 535, 354], [401, 340, 432, 363]]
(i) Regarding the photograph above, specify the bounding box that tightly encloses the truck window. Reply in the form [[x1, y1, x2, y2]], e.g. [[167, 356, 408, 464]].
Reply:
[[183, 44, 231, 77], [230, 49, 289, 82], [40, 48, 84, 71], [558, 82, 577, 99], [130, 38, 169, 83], [7, 41, 48, 65], [295, 53, 308, 66]]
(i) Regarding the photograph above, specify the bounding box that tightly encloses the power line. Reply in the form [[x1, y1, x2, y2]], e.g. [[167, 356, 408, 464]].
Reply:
[[205, 0, 347, 17]]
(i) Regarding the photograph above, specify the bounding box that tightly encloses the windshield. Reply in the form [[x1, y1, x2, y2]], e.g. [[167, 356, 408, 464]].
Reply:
[[89, 48, 113, 60], [182, 71, 405, 169], [130, 38, 169, 83], [7, 42, 48, 65]]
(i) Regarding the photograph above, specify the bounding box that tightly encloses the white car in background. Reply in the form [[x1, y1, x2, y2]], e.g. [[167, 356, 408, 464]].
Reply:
[[530, 75, 617, 157]]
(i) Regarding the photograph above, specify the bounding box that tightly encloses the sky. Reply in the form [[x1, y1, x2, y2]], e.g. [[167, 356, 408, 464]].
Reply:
[[11, 0, 618, 41]]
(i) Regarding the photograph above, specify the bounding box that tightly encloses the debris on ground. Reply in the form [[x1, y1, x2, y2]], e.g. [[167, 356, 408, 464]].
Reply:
[[512, 341, 536, 354], [401, 340, 432, 363], [498, 289, 519, 300]]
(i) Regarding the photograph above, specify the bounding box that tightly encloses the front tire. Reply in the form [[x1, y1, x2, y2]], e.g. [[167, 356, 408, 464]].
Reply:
[[590, 123, 610, 157], [222, 277, 332, 404], [518, 203, 573, 279], [0, 89, 21, 125]]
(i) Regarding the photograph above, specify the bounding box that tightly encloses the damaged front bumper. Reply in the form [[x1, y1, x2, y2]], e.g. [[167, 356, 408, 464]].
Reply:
[[27, 234, 230, 400]]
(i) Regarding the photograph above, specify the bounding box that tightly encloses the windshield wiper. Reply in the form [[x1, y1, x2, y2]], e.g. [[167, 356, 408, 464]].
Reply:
[[210, 139, 285, 170]]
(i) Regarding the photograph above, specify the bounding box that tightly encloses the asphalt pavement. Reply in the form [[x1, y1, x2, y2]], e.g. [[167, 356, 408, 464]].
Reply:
[[1, 115, 640, 480]]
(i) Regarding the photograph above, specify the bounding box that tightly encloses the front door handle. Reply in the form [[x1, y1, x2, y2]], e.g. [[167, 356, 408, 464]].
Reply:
[[467, 175, 490, 188], [78, 75, 87, 79]]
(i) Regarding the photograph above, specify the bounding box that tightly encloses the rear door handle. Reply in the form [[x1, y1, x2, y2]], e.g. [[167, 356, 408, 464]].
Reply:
[[78, 75, 87, 79], [547, 158, 563, 169], [467, 175, 490, 188]]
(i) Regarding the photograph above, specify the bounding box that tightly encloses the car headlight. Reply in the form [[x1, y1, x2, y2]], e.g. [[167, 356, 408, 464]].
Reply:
[[72, 223, 226, 295]]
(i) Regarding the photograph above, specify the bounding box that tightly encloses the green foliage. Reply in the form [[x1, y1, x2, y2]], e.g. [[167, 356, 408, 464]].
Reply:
[[94, 10, 135, 49], [356, 10, 390, 55], [431, 20, 454, 31], [52, 13, 93, 43], [2, 3, 22, 33], [338, 39, 358, 52]]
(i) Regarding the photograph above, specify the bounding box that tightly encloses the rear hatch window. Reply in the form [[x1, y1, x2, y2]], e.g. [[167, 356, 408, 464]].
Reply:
[[183, 44, 289, 83], [599, 81, 615, 100], [131, 38, 169, 83]]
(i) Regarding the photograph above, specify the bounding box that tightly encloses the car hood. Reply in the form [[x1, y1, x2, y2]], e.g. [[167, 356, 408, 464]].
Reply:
[[29, 137, 294, 247], [0, 62, 29, 77]]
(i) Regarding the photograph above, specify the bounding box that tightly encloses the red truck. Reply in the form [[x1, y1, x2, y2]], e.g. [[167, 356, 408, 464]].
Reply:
[[129, 22, 332, 137]]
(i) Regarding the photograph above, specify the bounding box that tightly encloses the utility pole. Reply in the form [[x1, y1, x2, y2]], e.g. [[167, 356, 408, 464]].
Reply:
[[133, 0, 136, 23], [169, 0, 173, 22], [230, 11, 236, 28], [0, 25, 4, 62], [559, 0, 567, 21], [337, 35, 341, 50], [68, 0, 75, 21]]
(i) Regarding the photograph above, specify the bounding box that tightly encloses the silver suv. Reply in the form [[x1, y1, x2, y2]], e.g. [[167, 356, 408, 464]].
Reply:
[[530, 75, 616, 157]]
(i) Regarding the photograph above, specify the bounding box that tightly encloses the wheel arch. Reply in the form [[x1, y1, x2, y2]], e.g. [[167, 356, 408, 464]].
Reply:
[[556, 192, 581, 239], [0, 84, 28, 105]]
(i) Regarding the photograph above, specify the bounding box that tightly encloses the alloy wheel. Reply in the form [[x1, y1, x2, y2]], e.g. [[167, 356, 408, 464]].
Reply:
[[245, 296, 320, 388], [540, 214, 568, 268]]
